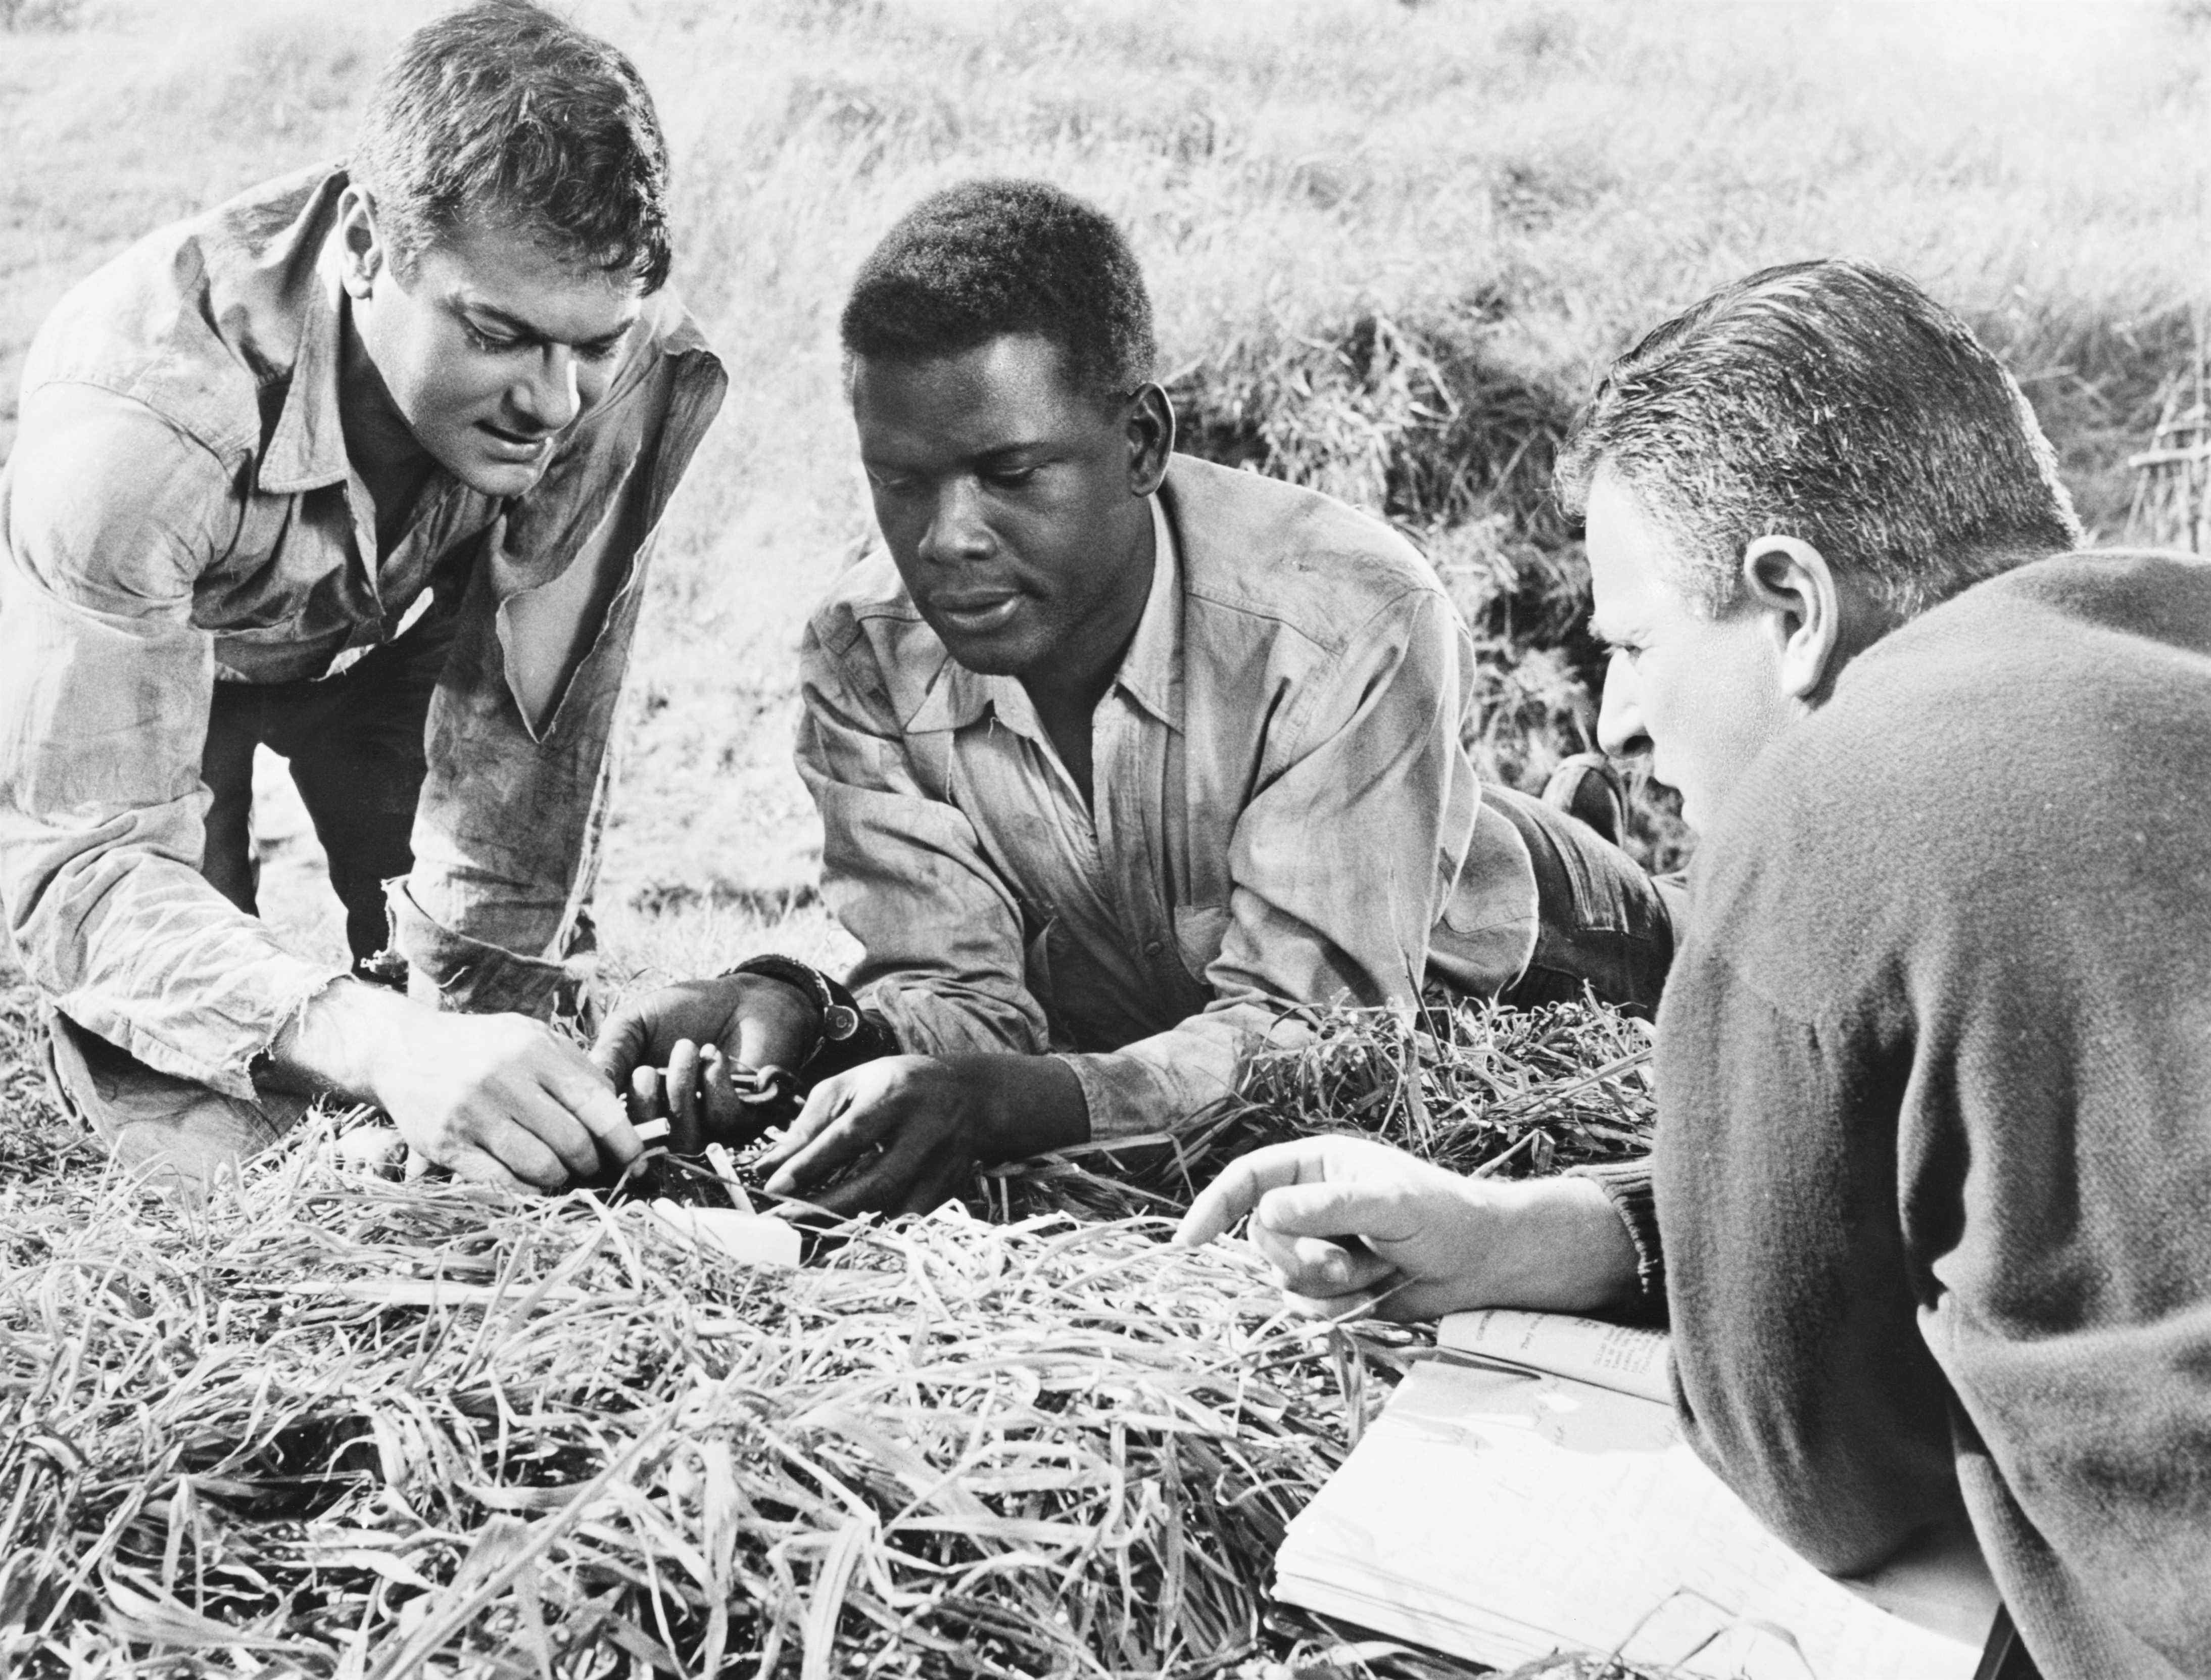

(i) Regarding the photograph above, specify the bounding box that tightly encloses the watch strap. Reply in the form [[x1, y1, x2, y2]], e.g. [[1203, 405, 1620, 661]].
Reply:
[[719, 954, 866, 1064]]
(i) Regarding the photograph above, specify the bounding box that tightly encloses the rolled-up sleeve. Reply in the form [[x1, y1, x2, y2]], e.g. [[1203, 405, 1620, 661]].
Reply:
[[1059, 585, 1481, 1137], [0, 386, 341, 1094], [796, 612, 1053, 1060]]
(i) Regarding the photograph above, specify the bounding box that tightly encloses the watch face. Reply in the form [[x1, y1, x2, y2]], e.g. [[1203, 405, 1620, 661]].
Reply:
[[823, 1003, 861, 1042]]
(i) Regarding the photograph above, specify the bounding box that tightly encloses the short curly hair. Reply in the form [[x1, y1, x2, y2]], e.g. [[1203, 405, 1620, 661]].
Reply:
[[840, 179, 1156, 401], [351, 0, 672, 292], [1556, 259, 2081, 620]]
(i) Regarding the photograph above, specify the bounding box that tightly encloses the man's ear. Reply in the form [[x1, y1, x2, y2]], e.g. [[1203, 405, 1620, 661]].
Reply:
[[1125, 382, 1175, 497], [1740, 534, 1844, 703], [335, 185, 384, 300]]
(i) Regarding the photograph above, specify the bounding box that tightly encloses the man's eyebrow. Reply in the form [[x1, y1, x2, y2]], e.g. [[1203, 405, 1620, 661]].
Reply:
[[454, 297, 634, 351], [974, 438, 1056, 464]]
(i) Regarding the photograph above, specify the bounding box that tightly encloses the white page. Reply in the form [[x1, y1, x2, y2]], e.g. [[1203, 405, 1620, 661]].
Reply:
[[1276, 1359, 1995, 1679], [1436, 1307, 1672, 1405]]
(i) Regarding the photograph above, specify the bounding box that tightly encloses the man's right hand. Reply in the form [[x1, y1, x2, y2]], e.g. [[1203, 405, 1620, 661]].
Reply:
[[263, 980, 641, 1191], [588, 973, 819, 1144], [369, 1008, 640, 1190], [1175, 1136, 1644, 1322]]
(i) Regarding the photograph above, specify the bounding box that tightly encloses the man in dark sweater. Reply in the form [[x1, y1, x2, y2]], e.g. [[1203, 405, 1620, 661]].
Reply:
[[1179, 260, 2211, 1677]]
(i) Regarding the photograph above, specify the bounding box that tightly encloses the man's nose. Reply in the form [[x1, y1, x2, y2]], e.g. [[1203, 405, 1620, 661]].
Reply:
[[918, 476, 994, 566], [511, 345, 585, 433], [1596, 650, 1650, 758]]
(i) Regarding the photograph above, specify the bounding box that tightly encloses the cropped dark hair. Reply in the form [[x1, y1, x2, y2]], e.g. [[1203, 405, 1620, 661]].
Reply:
[[351, 0, 672, 292], [1556, 260, 2082, 619], [840, 179, 1156, 400]]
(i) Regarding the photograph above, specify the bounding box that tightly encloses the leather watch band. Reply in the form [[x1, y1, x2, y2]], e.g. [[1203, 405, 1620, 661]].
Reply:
[[719, 953, 862, 1062]]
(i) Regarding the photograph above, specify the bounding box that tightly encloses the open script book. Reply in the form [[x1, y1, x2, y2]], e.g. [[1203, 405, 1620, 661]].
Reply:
[[1274, 1309, 2003, 1679]]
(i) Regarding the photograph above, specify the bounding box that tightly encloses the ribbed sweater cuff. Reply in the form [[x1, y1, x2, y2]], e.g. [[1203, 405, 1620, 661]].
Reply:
[[1566, 1157, 1667, 1324]]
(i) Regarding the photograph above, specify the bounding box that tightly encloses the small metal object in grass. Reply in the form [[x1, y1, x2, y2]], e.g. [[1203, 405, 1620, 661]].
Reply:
[[624, 1049, 801, 1157]]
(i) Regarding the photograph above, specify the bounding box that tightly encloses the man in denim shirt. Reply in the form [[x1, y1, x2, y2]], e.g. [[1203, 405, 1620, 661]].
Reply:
[[596, 181, 1666, 1214], [0, 2, 723, 1188]]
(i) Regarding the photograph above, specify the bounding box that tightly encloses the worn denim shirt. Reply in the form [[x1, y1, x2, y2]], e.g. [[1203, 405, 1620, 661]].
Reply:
[[796, 455, 1541, 1139], [0, 165, 726, 1098]]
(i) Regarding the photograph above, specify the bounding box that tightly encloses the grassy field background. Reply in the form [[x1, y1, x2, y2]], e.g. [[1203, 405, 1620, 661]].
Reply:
[[2, 0, 2202, 1001]]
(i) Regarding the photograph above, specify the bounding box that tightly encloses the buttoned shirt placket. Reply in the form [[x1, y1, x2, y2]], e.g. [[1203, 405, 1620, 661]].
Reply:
[[958, 499, 1200, 1051]]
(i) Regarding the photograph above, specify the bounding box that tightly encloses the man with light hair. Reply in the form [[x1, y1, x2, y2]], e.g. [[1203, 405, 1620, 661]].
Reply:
[[0, 1, 723, 1187], [1181, 260, 2211, 1677]]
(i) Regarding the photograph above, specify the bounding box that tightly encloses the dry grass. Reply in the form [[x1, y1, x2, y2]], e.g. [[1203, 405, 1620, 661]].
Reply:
[[0, 979, 1662, 1676], [1, 1178, 1348, 1674], [2128, 326, 2210, 554], [991, 998, 1652, 1226]]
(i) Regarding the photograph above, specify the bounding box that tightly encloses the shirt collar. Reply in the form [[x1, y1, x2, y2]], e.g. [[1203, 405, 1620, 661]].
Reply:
[[1111, 492, 1184, 730], [255, 234, 353, 495], [903, 492, 1184, 738]]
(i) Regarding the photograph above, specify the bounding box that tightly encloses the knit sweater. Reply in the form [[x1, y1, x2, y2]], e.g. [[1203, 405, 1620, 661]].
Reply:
[[1638, 550, 2211, 1678]]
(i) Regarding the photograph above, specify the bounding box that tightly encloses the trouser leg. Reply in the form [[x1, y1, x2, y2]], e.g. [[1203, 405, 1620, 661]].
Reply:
[[265, 597, 458, 967], [1483, 785, 1675, 1016], [281, 699, 431, 967], [199, 679, 264, 915]]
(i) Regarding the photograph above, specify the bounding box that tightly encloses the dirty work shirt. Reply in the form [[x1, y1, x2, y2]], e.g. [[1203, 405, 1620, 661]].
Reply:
[[797, 455, 1540, 1139], [0, 164, 726, 1099], [1599, 552, 2211, 1678]]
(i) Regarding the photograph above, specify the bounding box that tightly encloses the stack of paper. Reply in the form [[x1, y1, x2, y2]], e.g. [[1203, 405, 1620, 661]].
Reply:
[[1274, 1310, 1998, 1679]]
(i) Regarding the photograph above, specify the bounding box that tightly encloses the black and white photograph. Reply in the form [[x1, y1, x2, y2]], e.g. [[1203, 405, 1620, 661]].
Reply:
[[0, 1, 2203, 1673]]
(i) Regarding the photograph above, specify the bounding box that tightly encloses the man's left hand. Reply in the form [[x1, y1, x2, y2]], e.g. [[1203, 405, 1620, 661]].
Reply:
[[758, 1052, 1087, 1217]]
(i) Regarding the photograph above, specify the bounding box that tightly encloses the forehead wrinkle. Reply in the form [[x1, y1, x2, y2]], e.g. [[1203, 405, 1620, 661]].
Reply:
[[861, 427, 1052, 475], [856, 373, 1076, 469]]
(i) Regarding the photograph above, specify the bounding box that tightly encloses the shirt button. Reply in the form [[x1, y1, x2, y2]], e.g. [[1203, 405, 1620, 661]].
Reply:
[[1144, 939, 1164, 956]]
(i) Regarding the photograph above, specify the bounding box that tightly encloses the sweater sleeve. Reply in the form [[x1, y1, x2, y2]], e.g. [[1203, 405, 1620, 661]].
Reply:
[[1564, 1157, 1667, 1323], [1653, 947, 1966, 1577]]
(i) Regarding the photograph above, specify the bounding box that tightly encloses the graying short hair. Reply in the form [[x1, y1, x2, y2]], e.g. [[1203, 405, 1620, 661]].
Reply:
[[1555, 260, 2082, 619]]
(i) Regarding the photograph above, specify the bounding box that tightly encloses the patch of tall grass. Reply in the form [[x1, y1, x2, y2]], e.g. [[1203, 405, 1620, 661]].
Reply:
[[0, 0, 2201, 970], [619, 0, 2211, 936]]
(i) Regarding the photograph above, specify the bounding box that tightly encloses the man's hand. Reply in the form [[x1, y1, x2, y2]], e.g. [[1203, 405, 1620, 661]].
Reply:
[[1175, 1136, 1643, 1321], [372, 1010, 641, 1190], [264, 981, 642, 1192], [590, 973, 819, 1147], [758, 1052, 1088, 1218]]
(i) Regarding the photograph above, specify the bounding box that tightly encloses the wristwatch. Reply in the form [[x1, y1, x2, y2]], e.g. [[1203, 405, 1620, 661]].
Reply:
[[720, 953, 861, 1063]]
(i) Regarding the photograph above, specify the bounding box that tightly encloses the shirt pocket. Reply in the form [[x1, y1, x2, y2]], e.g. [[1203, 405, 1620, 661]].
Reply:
[[1171, 903, 1232, 986]]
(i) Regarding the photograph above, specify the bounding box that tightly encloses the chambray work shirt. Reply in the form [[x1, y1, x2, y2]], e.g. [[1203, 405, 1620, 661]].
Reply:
[[797, 456, 1540, 1139], [0, 165, 725, 1097]]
